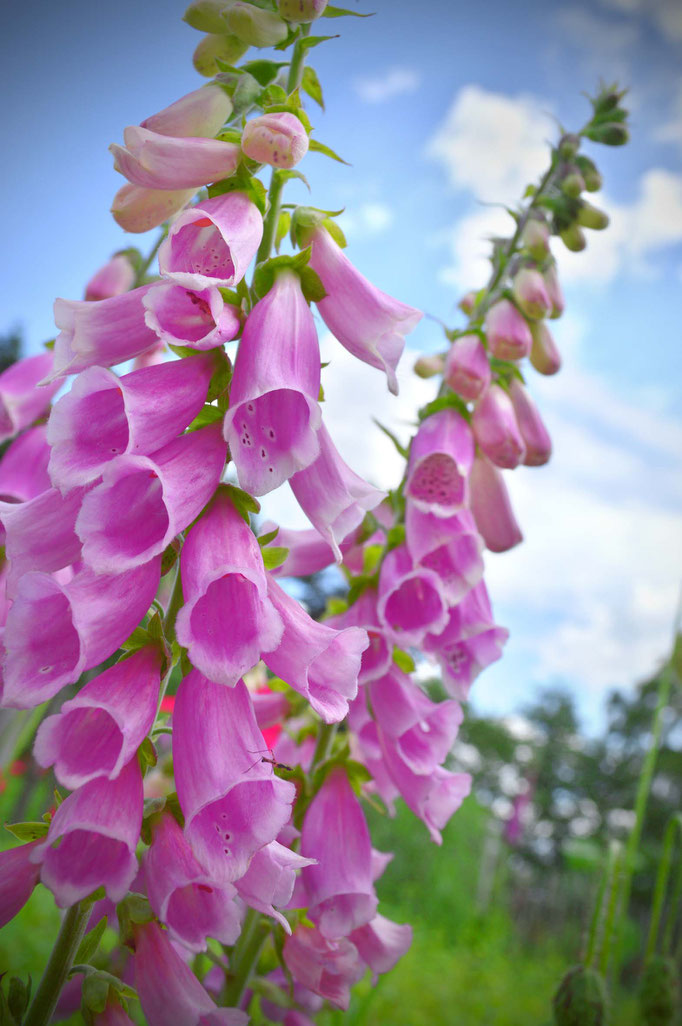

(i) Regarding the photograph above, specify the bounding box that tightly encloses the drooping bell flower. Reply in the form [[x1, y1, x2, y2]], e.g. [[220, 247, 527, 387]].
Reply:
[[529, 320, 562, 375], [134, 921, 248, 1026], [75, 424, 226, 573], [368, 667, 463, 775], [0, 426, 51, 503], [472, 384, 525, 469], [308, 226, 422, 395], [405, 502, 483, 605], [111, 183, 196, 234], [289, 422, 385, 559], [241, 112, 309, 169], [508, 378, 552, 466], [443, 334, 491, 401], [0, 353, 60, 442], [347, 702, 399, 814], [84, 254, 136, 301], [261, 522, 336, 578], [176, 489, 283, 685], [325, 588, 393, 685], [0, 485, 85, 595], [259, 968, 323, 1025], [1, 557, 160, 708], [143, 813, 241, 953], [140, 84, 232, 138], [93, 998, 137, 1026], [143, 283, 241, 350], [111, 128, 241, 191], [223, 270, 322, 495], [377, 544, 450, 647], [33, 758, 143, 907], [158, 193, 263, 291], [47, 352, 215, 490], [543, 262, 565, 319], [235, 840, 315, 931], [425, 582, 509, 700], [263, 577, 367, 723], [33, 646, 162, 790], [173, 672, 296, 883], [283, 925, 365, 1010], [405, 408, 474, 517], [512, 268, 552, 320], [49, 286, 160, 381], [252, 687, 290, 731], [483, 299, 532, 361], [301, 767, 377, 938], [468, 454, 523, 553], [0, 841, 42, 928], [349, 914, 413, 980]]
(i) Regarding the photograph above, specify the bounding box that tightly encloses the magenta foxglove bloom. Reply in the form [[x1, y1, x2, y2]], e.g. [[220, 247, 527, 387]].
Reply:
[[0, 485, 85, 595], [543, 262, 565, 319], [235, 840, 315, 931], [529, 320, 562, 375], [347, 702, 400, 814], [0, 353, 60, 442], [47, 352, 214, 490], [290, 422, 385, 559], [85, 254, 136, 302], [223, 271, 322, 495], [283, 926, 365, 1010], [143, 282, 241, 350], [484, 299, 532, 361], [134, 922, 248, 1026], [512, 267, 552, 320], [1, 558, 160, 708], [263, 577, 367, 723], [75, 424, 226, 573], [49, 285, 160, 380], [111, 183, 196, 234], [349, 914, 413, 980], [33, 759, 142, 906], [158, 193, 263, 290], [111, 128, 240, 191], [140, 85, 232, 138], [326, 588, 393, 685], [143, 813, 241, 953], [176, 489, 283, 685], [241, 112, 309, 168], [301, 767, 377, 938], [468, 454, 523, 553], [405, 502, 483, 605], [472, 384, 525, 469], [0, 841, 41, 928], [377, 544, 450, 647], [259, 968, 322, 1024], [443, 334, 491, 401], [252, 687, 290, 730], [508, 378, 552, 466], [261, 522, 336, 578], [34, 646, 162, 790], [93, 1000, 137, 1026], [405, 408, 474, 517], [173, 672, 296, 883], [308, 227, 422, 395], [368, 668, 462, 775], [0, 426, 51, 503]]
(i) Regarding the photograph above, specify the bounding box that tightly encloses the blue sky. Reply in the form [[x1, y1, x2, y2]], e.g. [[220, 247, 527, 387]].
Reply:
[[2, 0, 681, 729]]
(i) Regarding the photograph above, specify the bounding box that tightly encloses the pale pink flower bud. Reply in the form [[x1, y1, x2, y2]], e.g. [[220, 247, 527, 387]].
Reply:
[[261, 523, 336, 578], [542, 263, 565, 319], [529, 320, 562, 375], [512, 268, 552, 320], [278, 0, 328, 22], [226, 2, 288, 46], [444, 334, 491, 400], [111, 127, 240, 191], [242, 112, 309, 169], [0, 354, 60, 442], [84, 255, 135, 302], [192, 32, 249, 78], [509, 378, 552, 466], [468, 455, 523, 553], [140, 84, 232, 138], [472, 384, 525, 469], [0, 841, 41, 928], [413, 353, 445, 378], [520, 217, 550, 259], [111, 183, 195, 234], [283, 926, 365, 1010], [458, 291, 477, 315], [349, 914, 413, 981], [484, 299, 532, 361]]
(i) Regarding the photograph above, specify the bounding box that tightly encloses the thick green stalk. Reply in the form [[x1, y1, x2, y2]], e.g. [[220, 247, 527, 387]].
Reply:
[[584, 840, 621, 969], [223, 909, 269, 1008], [596, 841, 624, 977], [310, 721, 336, 773], [134, 230, 165, 286], [23, 901, 92, 1026], [645, 813, 682, 960], [162, 560, 184, 642]]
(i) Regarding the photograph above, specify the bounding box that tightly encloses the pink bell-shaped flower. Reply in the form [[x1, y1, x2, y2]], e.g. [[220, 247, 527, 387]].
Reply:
[[283, 925, 365, 1010], [140, 85, 233, 138], [143, 283, 241, 350], [377, 543, 450, 647], [0, 426, 51, 504], [0, 353, 60, 442], [405, 408, 474, 517], [529, 320, 562, 375], [223, 270, 322, 495], [241, 112, 309, 169], [111, 127, 241, 191], [262, 523, 337, 578], [484, 299, 532, 361], [325, 588, 393, 685], [512, 267, 552, 320], [468, 454, 523, 553], [111, 183, 196, 234], [444, 334, 491, 401], [0, 841, 42, 928], [0, 485, 86, 595], [405, 502, 484, 605], [84, 254, 136, 302], [508, 378, 552, 466], [235, 840, 315, 931], [472, 384, 526, 469], [349, 913, 413, 980]]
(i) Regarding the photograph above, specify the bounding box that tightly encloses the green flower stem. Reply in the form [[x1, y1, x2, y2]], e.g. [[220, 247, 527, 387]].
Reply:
[[584, 840, 621, 969], [24, 901, 92, 1026], [162, 561, 184, 642], [595, 841, 624, 977], [135, 229, 166, 286], [223, 908, 270, 1008], [310, 721, 336, 773], [646, 813, 682, 960]]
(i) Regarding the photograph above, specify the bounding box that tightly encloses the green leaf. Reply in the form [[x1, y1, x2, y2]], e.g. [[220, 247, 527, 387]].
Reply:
[[362, 543, 384, 575], [308, 137, 349, 164], [393, 646, 416, 674], [4, 821, 49, 842], [322, 216, 346, 248], [82, 973, 109, 1015], [298, 266, 327, 303], [225, 483, 261, 523], [260, 83, 289, 108], [241, 59, 287, 86], [385, 523, 405, 551], [75, 917, 108, 967], [7, 977, 31, 1025], [137, 737, 157, 770], [167, 343, 199, 359], [323, 5, 373, 16], [262, 546, 289, 571], [418, 392, 470, 423], [277, 168, 310, 190], [302, 66, 324, 109], [275, 210, 291, 252], [299, 34, 339, 50], [187, 403, 224, 432], [372, 418, 409, 459], [207, 173, 267, 215], [258, 528, 280, 548], [325, 596, 348, 617], [121, 625, 152, 651]]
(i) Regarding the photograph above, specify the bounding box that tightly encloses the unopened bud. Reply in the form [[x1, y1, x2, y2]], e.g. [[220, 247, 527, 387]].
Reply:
[[472, 384, 526, 469], [520, 217, 550, 260], [559, 133, 580, 160], [512, 268, 552, 320], [414, 353, 445, 379], [577, 202, 609, 231], [576, 155, 602, 193], [141, 85, 232, 139], [192, 33, 249, 77], [469, 455, 523, 553], [561, 169, 586, 199], [639, 954, 678, 1026], [84, 254, 136, 301], [226, 2, 288, 46], [530, 320, 561, 375], [592, 87, 625, 118], [242, 112, 309, 169], [560, 224, 587, 252], [585, 122, 629, 146], [484, 299, 532, 361], [183, 0, 231, 33], [509, 378, 551, 467], [277, 0, 328, 22], [542, 263, 564, 320], [458, 291, 477, 315], [444, 335, 490, 400], [553, 965, 607, 1026]]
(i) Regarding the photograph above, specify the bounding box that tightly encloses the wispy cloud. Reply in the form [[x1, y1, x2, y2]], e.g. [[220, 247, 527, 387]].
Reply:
[[352, 66, 420, 104], [337, 202, 394, 239]]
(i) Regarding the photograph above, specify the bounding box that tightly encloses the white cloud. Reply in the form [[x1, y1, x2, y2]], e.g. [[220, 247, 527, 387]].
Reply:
[[598, 0, 682, 40], [352, 67, 420, 104], [337, 202, 394, 239]]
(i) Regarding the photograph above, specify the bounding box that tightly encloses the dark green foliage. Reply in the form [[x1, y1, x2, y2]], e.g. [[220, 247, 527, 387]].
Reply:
[[639, 955, 679, 1026], [552, 965, 607, 1026]]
